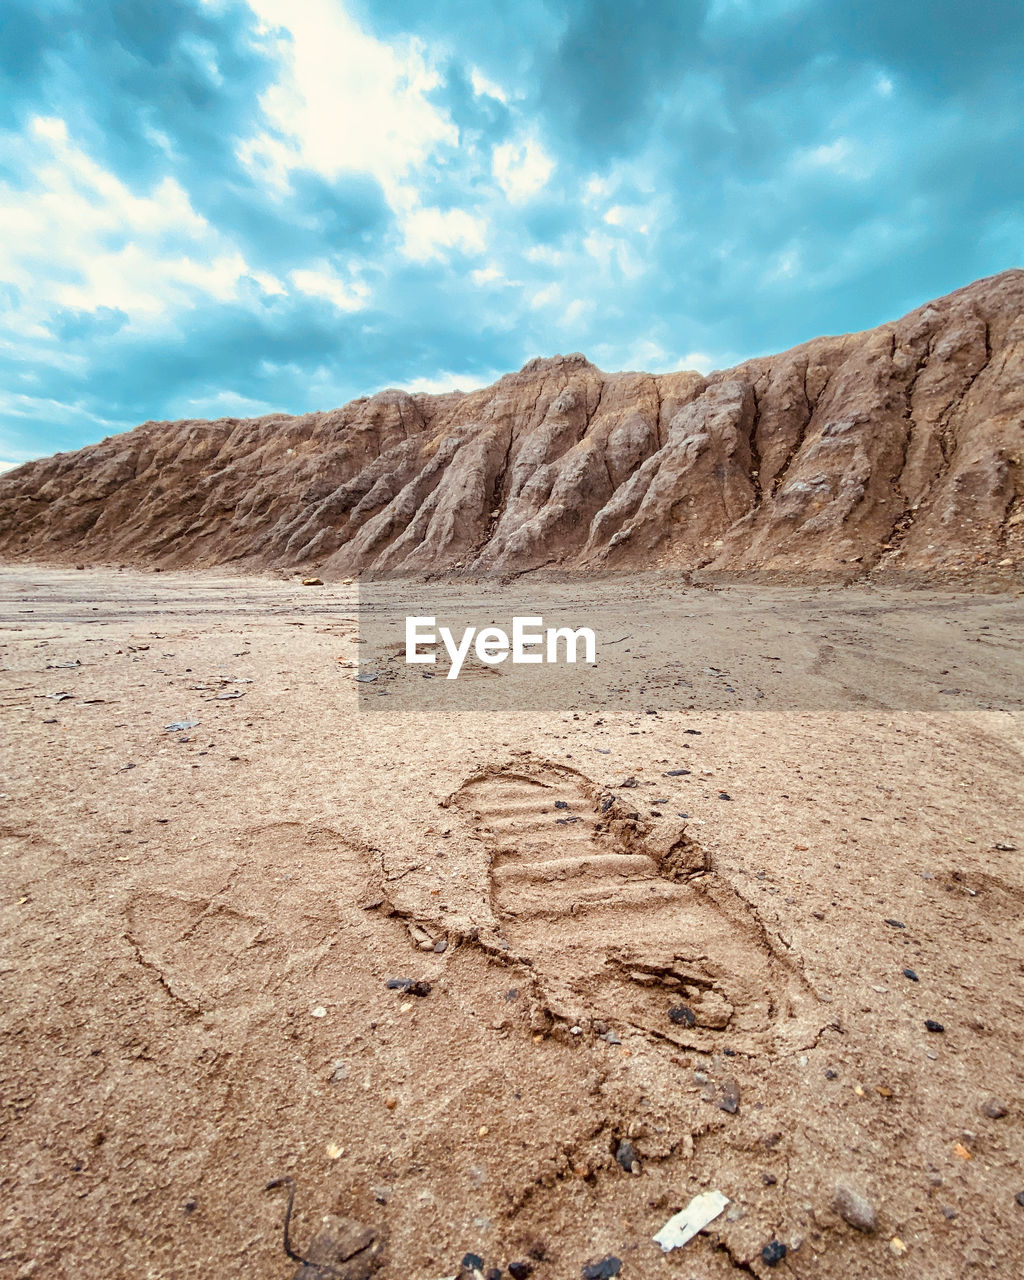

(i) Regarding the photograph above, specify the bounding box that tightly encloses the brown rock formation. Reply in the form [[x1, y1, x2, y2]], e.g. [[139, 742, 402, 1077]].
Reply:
[[1, 270, 1022, 576]]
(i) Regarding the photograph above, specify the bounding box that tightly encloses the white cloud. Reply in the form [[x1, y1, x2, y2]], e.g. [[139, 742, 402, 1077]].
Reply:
[[290, 264, 369, 311], [584, 175, 612, 202], [401, 370, 493, 395], [675, 351, 717, 374], [401, 207, 487, 261], [470, 68, 508, 103], [621, 338, 668, 369], [0, 459, 20, 473], [529, 283, 559, 310], [182, 389, 285, 417], [582, 231, 645, 280], [764, 244, 802, 282], [0, 118, 268, 331], [561, 299, 586, 326], [793, 137, 876, 180], [524, 245, 566, 267], [492, 136, 554, 202], [603, 204, 651, 235], [240, 0, 457, 203]]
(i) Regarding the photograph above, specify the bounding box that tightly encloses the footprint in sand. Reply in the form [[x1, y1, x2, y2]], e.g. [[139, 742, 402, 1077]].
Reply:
[[445, 758, 822, 1052], [124, 823, 374, 1012]]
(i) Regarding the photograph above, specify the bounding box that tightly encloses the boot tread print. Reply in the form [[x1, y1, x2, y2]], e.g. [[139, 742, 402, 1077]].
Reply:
[[447, 756, 822, 1053]]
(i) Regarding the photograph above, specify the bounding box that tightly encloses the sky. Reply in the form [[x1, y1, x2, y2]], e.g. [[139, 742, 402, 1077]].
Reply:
[[1, 0, 1022, 469]]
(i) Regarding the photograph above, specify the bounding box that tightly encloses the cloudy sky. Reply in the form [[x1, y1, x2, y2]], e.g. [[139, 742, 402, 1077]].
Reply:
[[1, 0, 1022, 468]]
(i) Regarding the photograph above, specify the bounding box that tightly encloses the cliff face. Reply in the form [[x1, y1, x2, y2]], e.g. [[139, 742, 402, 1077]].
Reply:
[[2, 270, 1022, 576]]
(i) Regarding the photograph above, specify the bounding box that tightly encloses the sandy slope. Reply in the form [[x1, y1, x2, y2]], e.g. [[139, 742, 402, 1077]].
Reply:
[[1, 567, 1022, 1280]]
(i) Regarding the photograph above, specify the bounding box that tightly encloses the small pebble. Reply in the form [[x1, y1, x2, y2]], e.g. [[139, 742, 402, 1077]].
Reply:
[[924, 1019, 945, 1033], [434, 939, 448, 954], [884, 918, 906, 929], [833, 1182, 877, 1233], [824, 1068, 838, 1080], [903, 968, 919, 981], [668, 1004, 696, 1027], [981, 1098, 1008, 1119], [582, 1257, 621, 1280], [615, 1139, 641, 1174], [761, 1240, 787, 1267], [1015, 1191, 1024, 1208], [310, 1006, 327, 1018], [508, 1263, 533, 1280], [717, 1076, 740, 1114]]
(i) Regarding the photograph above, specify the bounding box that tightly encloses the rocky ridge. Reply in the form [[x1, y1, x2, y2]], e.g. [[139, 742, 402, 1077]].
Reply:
[[1, 270, 1022, 577]]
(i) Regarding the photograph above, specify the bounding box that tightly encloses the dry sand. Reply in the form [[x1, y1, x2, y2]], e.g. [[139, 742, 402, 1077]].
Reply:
[[1, 567, 1023, 1280]]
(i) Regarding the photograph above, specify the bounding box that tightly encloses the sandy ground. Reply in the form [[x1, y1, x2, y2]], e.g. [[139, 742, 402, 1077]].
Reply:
[[1, 566, 1023, 1280]]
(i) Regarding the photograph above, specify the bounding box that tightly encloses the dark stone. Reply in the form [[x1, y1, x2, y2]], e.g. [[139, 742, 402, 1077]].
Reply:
[[924, 1019, 945, 1033], [618, 777, 639, 788], [718, 791, 732, 800], [582, 1257, 621, 1279], [761, 1172, 777, 1186], [718, 1077, 740, 1114], [1015, 1191, 1024, 1207], [554, 800, 569, 809], [385, 977, 430, 997], [824, 1068, 838, 1079], [508, 1264, 533, 1280], [615, 1139, 640, 1173], [761, 1240, 787, 1267], [684, 729, 702, 734], [664, 769, 691, 776], [462, 1255, 485, 1272], [292, 1214, 387, 1279], [982, 1098, 1009, 1119], [668, 1004, 696, 1027], [884, 918, 906, 929], [903, 968, 919, 981]]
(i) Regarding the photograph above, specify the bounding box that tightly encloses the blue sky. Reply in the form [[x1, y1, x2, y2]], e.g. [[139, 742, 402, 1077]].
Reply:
[[1, 0, 1022, 468]]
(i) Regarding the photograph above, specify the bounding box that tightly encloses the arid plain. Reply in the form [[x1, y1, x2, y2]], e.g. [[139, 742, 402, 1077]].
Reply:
[[1, 566, 1022, 1280]]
